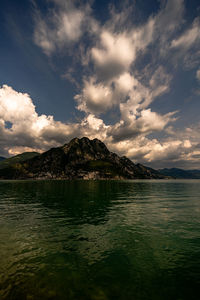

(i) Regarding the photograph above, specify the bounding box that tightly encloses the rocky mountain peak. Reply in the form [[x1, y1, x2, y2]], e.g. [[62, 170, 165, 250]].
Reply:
[[0, 137, 167, 180], [62, 137, 109, 161]]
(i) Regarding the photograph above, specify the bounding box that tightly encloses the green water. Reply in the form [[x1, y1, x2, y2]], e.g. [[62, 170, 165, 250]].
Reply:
[[0, 180, 200, 300]]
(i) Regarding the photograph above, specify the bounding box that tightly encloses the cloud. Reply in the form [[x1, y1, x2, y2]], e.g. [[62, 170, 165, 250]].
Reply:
[[171, 18, 200, 50], [75, 64, 171, 120], [0, 85, 110, 156], [156, 0, 184, 32], [0, 84, 174, 156], [90, 17, 154, 82], [75, 77, 114, 114], [0, 85, 79, 154], [33, 0, 90, 55], [73, 1, 177, 118], [141, 66, 172, 109], [75, 72, 137, 115], [169, 17, 200, 68], [91, 31, 135, 81], [107, 134, 200, 169], [154, 0, 184, 53], [108, 109, 176, 142]]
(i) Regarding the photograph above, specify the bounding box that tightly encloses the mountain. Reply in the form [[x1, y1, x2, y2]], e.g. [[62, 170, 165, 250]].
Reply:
[[0, 152, 39, 170], [159, 168, 200, 179], [0, 137, 166, 180]]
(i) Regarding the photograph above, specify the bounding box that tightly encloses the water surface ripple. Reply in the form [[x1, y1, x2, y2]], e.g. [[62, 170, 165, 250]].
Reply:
[[0, 180, 200, 300]]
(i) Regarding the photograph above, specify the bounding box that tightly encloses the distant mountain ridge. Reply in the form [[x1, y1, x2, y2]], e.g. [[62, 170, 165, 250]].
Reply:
[[0, 137, 166, 180], [159, 168, 200, 179]]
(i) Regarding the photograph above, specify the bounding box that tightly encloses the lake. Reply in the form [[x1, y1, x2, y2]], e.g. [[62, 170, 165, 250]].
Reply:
[[0, 180, 200, 300]]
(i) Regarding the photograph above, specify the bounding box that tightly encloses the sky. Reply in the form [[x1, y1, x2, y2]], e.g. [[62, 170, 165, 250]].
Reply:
[[0, 0, 200, 169]]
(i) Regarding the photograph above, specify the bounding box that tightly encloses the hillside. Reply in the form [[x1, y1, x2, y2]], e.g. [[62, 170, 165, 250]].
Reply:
[[0, 137, 166, 180], [159, 168, 200, 179], [0, 152, 39, 170]]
